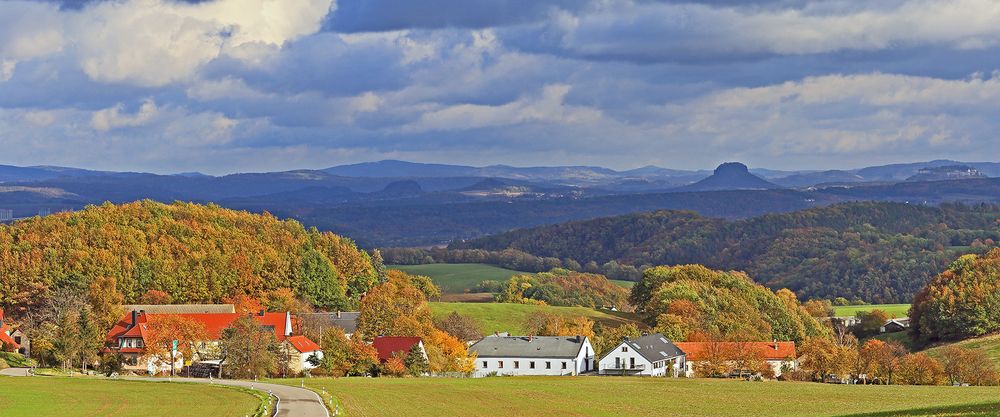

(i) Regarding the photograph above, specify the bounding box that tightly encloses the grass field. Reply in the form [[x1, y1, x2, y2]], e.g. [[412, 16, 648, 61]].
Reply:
[[285, 376, 1000, 417], [0, 377, 261, 417], [428, 302, 640, 334], [610, 279, 635, 289], [925, 333, 1000, 367], [390, 263, 524, 293], [833, 304, 910, 318]]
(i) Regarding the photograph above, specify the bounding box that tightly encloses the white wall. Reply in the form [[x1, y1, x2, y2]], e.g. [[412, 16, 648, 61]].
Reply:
[[598, 342, 657, 376], [472, 339, 595, 377]]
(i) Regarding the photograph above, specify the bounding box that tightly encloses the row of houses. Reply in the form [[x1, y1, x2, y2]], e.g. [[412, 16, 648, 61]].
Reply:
[[5, 303, 798, 379], [468, 332, 797, 378]]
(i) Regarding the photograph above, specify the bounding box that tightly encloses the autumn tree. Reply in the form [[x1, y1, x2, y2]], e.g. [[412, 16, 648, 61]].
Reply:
[[859, 339, 907, 384], [297, 249, 349, 311], [424, 329, 476, 374], [266, 288, 312, 314], [798, 337, 855, 381], [357, 272, 435, 339], [853, 309, 890, 338], [145, 315, 209, 364], [88, 276, 124, 332], [382, 354, 407, 377], [219, 315, 279, 379], [139, 289, 173, 305], [941, 346, 1000, 386], [524, 313, 594, 339], [911, 249, 1000, 343], [434, 311, 484, 342], [896, 353, 946, 385], [593, 323, 642, 357]]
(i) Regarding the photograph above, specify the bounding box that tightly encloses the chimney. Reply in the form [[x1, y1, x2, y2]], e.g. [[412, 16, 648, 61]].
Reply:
[[126, 310, 139, 330], [284, 312, 292, 337], [773, 339, 779, 350], [576, 335, 582, 343]]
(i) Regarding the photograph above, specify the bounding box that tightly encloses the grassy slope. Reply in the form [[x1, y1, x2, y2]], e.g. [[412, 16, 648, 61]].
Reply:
[[833, 304, 911, 318], [610, 279, 635, 289], [0, 377, 260, 417], [289, 377, 1000, 417], [429, 302, 640, 334], [925, 333, 1000, 368], [390, 264, 524, 293]]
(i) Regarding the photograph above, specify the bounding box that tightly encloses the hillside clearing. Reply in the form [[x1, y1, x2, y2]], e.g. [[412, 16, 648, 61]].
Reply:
[[0, 377, 260, 417], [833, 304, 910, 318], [428, 302, 639, 334], [289, 376, 1000, 417], [389, 263, 524, 293]]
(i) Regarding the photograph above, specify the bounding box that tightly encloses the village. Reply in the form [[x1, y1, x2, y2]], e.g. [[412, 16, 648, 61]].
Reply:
[[4, 302, 920, 382]]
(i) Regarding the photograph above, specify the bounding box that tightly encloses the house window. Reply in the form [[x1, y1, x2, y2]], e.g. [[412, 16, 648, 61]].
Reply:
[[546, 361, 551, 369], [514, 361, 519, 369], [529, 361, 535, 369], [482, 361, 488, 368], [498, 361, 504, 369], [13, 336, 20, 344], [621, 346, 628, 352], [562, 362, 567, 369], [630, 358, 635, 368]]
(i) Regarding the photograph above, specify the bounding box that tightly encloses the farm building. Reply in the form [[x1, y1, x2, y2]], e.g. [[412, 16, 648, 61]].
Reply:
[[674, 341, 797, 378], [598, 333, 685, 377], [373, 336, 427, 364], [0, 308, 27, 355], [284, 335, 323, 373], [103, 308, 318, 374], [469, 335, 595, 377], [880, 318, 910, 333]]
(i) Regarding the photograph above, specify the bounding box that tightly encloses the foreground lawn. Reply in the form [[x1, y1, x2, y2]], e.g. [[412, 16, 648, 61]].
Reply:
[[833, 304, 910, 318], [290, 377, 1000, 417], [390, 263, 524, 293], [428, 302, 639, 334], [0, 376, 261, 417]]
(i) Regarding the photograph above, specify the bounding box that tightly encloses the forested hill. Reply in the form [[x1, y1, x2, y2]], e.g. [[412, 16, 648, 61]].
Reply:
[[453, 202, 1000, 303], [0, 200, 378, 317]]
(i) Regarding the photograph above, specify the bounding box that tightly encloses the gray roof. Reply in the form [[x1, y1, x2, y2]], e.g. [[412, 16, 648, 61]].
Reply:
[[470, 336, 588, 359], [601, 333, 685, 363], [299, 312, 360, 334], [123, 304, 235, 314]]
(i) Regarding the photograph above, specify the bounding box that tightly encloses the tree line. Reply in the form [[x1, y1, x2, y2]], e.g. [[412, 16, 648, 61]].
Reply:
[[441, 202, 1000, 303]]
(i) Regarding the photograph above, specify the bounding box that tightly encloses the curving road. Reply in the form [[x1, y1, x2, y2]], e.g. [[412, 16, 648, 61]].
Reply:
[[1, 368, 328, 417], [174, 377, 329, 417]]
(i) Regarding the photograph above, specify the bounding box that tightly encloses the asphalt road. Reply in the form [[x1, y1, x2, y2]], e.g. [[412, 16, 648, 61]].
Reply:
[[0, 368, 329, 417]]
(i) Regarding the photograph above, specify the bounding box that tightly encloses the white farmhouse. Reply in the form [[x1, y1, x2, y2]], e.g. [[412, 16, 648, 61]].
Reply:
[[470, 335, 595, 377], [598, 333, 686, 377]]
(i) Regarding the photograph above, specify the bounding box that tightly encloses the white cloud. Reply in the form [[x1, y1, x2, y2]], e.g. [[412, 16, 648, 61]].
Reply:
[[91, 99, 160, 131]]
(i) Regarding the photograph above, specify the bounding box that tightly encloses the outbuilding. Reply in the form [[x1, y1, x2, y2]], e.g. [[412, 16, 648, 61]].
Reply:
[[598, 333, 685, 377], [470, 335, 594, 377]]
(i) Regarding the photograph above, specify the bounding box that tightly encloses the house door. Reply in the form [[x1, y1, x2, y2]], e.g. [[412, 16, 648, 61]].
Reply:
[[630, 357, 635, 369]]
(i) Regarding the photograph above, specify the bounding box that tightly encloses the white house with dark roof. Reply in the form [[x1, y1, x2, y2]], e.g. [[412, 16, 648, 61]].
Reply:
[[598, 333, 686, 377], [469, 335, 595, 377]]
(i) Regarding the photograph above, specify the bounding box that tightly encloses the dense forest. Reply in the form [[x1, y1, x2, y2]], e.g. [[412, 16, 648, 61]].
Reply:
[[448, 202, 1000, 302], [0, 200, 379, 318], [910, 248, 1000, 343], [629, 265, 827, 342]]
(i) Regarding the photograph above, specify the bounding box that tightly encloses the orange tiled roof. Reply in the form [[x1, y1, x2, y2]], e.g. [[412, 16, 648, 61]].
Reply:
[[674, 341, 796, 361], [286, 335, 321, 353], [105, 310, 291, 348], [373, 336, 422, 362]]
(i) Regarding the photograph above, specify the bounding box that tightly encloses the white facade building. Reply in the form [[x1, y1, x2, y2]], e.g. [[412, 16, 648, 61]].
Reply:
[[598, 333, 685, 377], [470, 335, 595, 377]]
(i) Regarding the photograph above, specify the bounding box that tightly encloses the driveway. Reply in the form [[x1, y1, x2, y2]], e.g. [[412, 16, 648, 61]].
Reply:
[[1, 368, 328, 417]]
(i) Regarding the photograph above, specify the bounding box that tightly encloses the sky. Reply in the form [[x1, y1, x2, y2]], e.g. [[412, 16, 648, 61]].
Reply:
[[2, 0, 1000, 174]]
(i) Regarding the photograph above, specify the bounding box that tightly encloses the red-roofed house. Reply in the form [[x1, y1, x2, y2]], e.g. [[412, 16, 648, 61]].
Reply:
[[104, 308, 317, 374], [674, 341, 797, 378], [284, 335, 323, 373], [373, 336, 426, 363]]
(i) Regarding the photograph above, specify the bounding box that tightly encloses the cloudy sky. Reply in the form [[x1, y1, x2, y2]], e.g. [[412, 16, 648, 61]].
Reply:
[[2, 0, 1000, 174]]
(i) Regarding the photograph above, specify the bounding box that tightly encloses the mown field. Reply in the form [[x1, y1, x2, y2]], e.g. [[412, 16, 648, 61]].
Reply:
[[0, 377, 261, 417], [833, 304, 910, 317], [290, 376, 1000, 417], [428, 302, 639, 334], [610, 279, 635, 289], [390, 263, 524, 293]]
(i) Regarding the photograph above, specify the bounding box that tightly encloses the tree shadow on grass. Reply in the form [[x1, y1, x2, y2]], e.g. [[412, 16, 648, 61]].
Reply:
[[838, 402, 1000, 417]]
